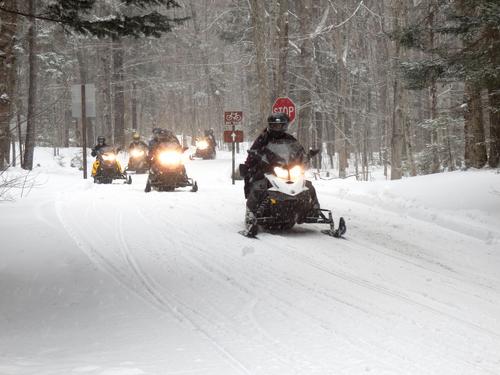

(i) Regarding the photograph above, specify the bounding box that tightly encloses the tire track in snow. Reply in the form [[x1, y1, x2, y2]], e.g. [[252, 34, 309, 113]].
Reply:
[[324, 192, 500, 289], [114, 210, 186, 320], [140, 205, 433, 374], [269, 238, 500, 373], [133, 205, 332, 373], [272, 240, 500, 340], [320, 188, 500, 242], [55, 196, 185, 322], [114, 207, 254, 375], [57, 193, 253, 374], [141, 191, 500, 372]]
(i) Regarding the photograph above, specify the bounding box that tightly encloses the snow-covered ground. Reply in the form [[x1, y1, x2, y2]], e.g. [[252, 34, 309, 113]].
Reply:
[[1, 147, 500, 375]]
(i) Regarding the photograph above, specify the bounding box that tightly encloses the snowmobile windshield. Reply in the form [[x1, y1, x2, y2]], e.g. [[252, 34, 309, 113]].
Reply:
[[99, 146, 115, 155], [158, 141, 181, 151], [261, 139, 306, 167]]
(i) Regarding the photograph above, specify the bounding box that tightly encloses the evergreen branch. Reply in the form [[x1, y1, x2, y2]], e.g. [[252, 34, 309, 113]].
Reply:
[[0, 1, 188, 39], [0, 5, 62, 23]]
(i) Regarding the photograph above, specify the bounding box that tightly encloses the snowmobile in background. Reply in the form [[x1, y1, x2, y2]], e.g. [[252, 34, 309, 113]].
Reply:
[[145, 142, 198, 192], [92, 146, 132, 184], [239, 138, 346, 238], [126, 145, 149, 173], [192, 137, 216, 160]]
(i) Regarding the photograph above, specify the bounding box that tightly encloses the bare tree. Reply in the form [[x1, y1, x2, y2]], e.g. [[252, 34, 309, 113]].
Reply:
[[0, 0, 17, 170], [22, 0, 37, 170], [249, 0, 271, 127]]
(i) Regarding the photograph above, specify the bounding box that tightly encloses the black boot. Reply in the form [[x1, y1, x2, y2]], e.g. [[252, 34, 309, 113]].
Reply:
[[242, 208, 258, 237]]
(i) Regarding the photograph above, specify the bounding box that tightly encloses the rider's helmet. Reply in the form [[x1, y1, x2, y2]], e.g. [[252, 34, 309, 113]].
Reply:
[[156, 129, 169, 142], [97, 136, 105, 146], [132, 132, 140, 141], [267, 112, 289, 134], [152, 128, 162, 140], [161, 130, 179, 145]]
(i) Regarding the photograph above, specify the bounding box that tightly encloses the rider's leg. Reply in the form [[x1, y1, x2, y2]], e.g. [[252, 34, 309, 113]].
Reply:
[[246, 179, 268, 213], [305, 180, 320, 211]]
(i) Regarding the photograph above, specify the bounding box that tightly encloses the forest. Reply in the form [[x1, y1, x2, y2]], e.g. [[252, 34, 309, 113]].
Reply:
[[0, 0, 499, 179]]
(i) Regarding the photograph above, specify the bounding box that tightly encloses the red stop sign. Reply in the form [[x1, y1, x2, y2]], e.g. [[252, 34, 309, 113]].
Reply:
[[272, 97, 296, 124]]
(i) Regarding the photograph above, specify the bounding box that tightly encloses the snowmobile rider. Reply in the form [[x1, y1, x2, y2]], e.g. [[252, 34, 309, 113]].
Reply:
[[91, 136, 108, 157], [148, 128, 181, 157], [204, 129, 217, 149], [129, 132, 148, 152], [148, 128, 188, 177], [242, 112, 320, 213], [148, 128, 163, 151]]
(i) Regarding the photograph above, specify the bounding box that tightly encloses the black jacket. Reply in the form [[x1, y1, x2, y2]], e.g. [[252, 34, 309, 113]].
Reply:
[[91, 143, 107, 157], [148, 136, 181, 159], [244, 129, 297, 173]]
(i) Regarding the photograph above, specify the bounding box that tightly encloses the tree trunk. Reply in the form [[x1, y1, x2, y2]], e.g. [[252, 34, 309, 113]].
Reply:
[[325, 114, 335, 170], [15, 104, 23, 165], [488, 88, 500, 168], [64, 110, 71, 147], [463, 82, 487, 168], [297, 0, 313, 150], [249, 0, 271, 127], [428, 1, 440, 174], [76, 47, 90, 146], [0, 0, 17, 170], [275, 0, 289, 97], [390, 0, 405, 180], [113, 41, 125, 147], [403, 106, 417, 176], [23, 0, 37, 170], [486, 24, 500, 168], [131, 82, 138, 131], [100, 46, 113, 142], [334, 17, 349, 178]]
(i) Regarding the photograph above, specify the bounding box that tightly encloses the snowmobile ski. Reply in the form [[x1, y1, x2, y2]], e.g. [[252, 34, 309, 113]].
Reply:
[[238, 229, 258, 238], [321, 217, 346, 238]]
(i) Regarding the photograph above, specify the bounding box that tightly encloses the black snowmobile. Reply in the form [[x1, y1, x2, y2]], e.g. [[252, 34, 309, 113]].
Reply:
[[239, 138, 346, 238], [126, 144, 149, 174], [92, 146, 132, 184], [145, 142, 198, 192], [192, 137, 216, 160]]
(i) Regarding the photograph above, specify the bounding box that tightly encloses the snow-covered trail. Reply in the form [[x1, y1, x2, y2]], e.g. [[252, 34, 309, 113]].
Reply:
[[1, 149, 500, 375]]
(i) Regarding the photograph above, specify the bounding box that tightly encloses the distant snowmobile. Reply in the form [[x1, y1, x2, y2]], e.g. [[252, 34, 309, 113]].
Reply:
[[239, 138, 345, 238], [92, 146, 132, 184], [145, 142, 198, 192], [192, 137, 216, 160], [126, 145, 149, 174]]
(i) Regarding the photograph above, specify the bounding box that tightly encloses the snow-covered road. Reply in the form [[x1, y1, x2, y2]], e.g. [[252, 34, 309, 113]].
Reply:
[[1, 148, 500, 375]]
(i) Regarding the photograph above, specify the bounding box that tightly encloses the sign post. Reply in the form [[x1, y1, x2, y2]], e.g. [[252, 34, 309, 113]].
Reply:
[[72, 84, 96, 179], [272, 97, 296, 124], [81, 84, 87, 179], [224, 111, 243, 185]]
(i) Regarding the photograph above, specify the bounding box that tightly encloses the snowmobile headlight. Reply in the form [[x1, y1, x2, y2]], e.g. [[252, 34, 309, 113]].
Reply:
[[196, 140, 209, 150], [102, 153, 116, 162], [131, 149, 144, 158], [159, 151, 182, 165], [289, 165, 304, 181], [273, 166, 289, 180]]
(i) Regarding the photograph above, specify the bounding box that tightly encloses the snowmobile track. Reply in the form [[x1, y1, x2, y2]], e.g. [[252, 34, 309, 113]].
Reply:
[[140, 207, 447, 373], [275, 243, 500, 340]]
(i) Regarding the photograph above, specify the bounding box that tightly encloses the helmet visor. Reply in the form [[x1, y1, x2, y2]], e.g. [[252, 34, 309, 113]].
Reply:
[[269, 122, 287, 132]]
